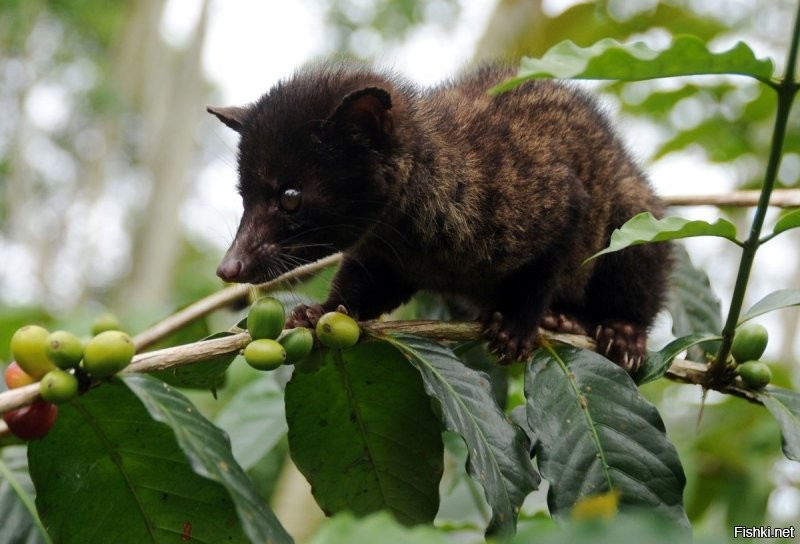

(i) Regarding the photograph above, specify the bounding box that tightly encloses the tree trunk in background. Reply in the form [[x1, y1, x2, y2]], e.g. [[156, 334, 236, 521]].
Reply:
[[6, 85, 38, 273], [118, 0, 210, 309], [5, 12, 65, 303]]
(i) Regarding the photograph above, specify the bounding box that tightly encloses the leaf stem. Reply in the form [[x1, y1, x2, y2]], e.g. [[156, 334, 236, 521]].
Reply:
[[712, 1, 800, 381], [758, 232, 780, 245]]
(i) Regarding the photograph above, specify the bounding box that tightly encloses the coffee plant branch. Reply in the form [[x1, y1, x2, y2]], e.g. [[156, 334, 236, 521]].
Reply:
[[0, 317, 760, 422], [2, 189, 789, 428]]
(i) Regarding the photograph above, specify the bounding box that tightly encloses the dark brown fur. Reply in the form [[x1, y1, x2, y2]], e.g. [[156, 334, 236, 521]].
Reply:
[[209, 61, 670, 371]]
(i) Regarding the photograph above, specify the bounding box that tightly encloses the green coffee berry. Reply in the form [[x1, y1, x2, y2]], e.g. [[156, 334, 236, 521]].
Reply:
[[738, 361, 772, 389], [91, 313, 123, 335], [11, 325, 56, 379], [244, 339, 286, 371], [316, 312, 360, 349], [83, 330, 135, 378], [45, 330, 84, 369], [731, 323, 768, 364], [39, 369, 79, 404], [278, 327, 314, 365], [247, 297, 286, 340]]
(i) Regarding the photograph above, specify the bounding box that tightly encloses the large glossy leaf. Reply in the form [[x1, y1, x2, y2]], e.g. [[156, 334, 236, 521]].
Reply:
[[285, 341, 443, 525], [739, 289, 800, 323], [0, 446, 49, 544], [757, 387, 800, 461], [526, 346, 689, 530], [28, 380, 253, 544], [214, 372, 288, 470], [492, 35, 774, 93], [122, 374, 292, 544], [637, 332, 721, 384], [387, 334, 539, 537], [588, 212, 739, 261]]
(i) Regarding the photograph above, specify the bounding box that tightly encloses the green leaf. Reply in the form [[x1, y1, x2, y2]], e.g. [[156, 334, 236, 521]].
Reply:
[[637, 332, 721, 384], [666, 245, 723, 361], [757, 387, 800, 461], [654, 115, 760, 162], [122, 374, 292, 544], [620, 83, 735, 119], [151, 331, 235, 390], [492, 35, 775, 93], [387, 334, 539, 537], [0, 446, 49, 544], [772, 209, 800, 236], [511, 510, 730, 544], [588, 212, 739, 261], [739, 289, 800, 323], [526, 346, 689, 529], [308, 512, 450, 544], [28, 380, 253, 544], [214, 372, 287, 470], [456, 340, 509, 409], [285, 341, 443, 525], [499, 1, 727, 61]]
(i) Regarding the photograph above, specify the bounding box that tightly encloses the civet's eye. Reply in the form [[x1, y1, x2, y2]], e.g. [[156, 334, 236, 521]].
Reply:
[[279, 188, 302, 213]]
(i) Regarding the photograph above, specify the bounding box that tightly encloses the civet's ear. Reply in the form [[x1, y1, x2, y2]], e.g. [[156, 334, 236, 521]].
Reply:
[[328, 87, 393, 144], [207, 105, 251, 133]]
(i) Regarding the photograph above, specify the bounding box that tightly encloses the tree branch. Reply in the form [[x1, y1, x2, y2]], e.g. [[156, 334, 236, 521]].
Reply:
[[128, 332, 251, 374], [0, 318, 760, 429]]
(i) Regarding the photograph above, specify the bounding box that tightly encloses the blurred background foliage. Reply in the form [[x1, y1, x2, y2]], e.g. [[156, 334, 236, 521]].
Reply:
[[1, 0, 799, 541]]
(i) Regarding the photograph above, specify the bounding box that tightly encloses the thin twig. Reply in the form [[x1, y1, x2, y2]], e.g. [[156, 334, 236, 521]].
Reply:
[[663, 188, 800, 208], [0, 384, 40, 417], [132, 253, 341, 351], [127, 332, 251, 374], [664, 359, 760, 403]]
